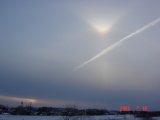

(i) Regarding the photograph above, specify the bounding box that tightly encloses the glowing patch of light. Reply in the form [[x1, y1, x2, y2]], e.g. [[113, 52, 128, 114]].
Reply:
[[0, 95, 38, 104], [91, 21, 111, 34]]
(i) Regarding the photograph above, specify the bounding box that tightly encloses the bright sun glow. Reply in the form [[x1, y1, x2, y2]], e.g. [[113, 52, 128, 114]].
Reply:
[[92, 23, 110, 34], [91, 20, 111, 34]]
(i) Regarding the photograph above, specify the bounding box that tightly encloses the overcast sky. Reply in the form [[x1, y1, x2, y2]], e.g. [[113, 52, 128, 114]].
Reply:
[[0, 0, 160, 110]]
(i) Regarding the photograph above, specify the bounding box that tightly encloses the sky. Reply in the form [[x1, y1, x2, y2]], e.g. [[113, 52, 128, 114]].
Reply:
[[0, 0, 160, 111]]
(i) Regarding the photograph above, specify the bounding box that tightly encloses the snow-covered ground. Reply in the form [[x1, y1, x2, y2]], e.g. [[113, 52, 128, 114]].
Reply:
[[0, 115, 160, 120]]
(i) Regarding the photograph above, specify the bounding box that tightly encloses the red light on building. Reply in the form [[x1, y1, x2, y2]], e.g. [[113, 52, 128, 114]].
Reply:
[[120, 106, 130, 112], [142, 105, 148, 112]]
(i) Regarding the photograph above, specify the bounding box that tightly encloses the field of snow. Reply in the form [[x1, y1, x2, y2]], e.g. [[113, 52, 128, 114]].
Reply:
[[0, 115, 160, 120]]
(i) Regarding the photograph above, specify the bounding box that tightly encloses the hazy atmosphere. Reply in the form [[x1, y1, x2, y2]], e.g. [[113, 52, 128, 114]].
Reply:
[[0, 0, 160, 111]]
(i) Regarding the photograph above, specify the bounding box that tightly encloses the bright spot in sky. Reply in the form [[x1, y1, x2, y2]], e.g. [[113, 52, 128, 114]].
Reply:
[[90, 19, 112, 34], [92, 23, 110, 34], [82, 13, 121, 35], [0, 95, 38, 104]]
